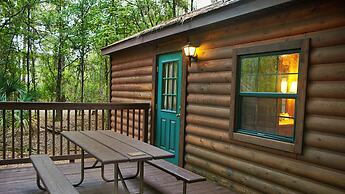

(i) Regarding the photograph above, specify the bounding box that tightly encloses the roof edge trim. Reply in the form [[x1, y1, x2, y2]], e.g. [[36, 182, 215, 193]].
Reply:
[[101, 0, 293, 55]]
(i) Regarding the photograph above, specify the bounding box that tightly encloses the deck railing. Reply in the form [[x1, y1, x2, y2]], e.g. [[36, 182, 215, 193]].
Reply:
[[0, 102, 150, 165]]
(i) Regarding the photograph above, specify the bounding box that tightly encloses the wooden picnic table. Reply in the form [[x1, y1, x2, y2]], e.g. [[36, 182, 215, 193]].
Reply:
[[61, 130, 174, 194]]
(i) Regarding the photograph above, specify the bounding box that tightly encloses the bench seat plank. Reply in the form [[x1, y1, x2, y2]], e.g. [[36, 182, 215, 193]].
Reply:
[[146, 159, 206, 183], [30, 155, 79, 194]]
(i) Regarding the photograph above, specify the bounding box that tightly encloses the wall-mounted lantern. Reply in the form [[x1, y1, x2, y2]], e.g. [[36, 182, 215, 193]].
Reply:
[[183, 43, 197, 59]]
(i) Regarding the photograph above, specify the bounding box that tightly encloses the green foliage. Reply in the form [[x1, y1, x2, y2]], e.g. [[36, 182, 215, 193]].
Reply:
[[1, 0, 190, 103], [0, 71, 24, 101]]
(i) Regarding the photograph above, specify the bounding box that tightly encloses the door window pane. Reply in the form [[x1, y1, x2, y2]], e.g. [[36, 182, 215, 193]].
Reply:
[[161, 61, 178, 111]]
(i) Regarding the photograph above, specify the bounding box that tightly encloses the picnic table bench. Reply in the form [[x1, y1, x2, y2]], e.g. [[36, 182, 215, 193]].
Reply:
[[30, 130, 205, 194], [61, 130, 174, 194], [30, 154, 79, 194], [146, 159, 206, 194]]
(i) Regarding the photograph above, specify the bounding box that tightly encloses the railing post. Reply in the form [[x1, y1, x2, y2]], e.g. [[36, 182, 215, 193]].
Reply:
[[143, 107, 149, 143], [108, 109, 111, 130], [28, 110, 32, 156], [2, 110, 6, 160]]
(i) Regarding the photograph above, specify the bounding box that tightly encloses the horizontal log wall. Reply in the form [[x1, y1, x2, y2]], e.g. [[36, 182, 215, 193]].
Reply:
[[110, 52, 153, 103], [184, 1, 345, 194], [107, 1, 345, 193], [110, 49, 154, 142]]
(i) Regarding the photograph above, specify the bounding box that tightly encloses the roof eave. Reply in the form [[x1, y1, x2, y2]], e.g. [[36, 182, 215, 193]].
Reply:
[[101, 0, 294, 55]]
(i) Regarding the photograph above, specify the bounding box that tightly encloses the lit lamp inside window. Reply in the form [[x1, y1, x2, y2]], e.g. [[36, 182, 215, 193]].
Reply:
[[279, 74, 298, 126], [280, 78, 288, 115], [183, 43, 197, 59], [281, 78, 288, 94], [289, 81, 297, 93]]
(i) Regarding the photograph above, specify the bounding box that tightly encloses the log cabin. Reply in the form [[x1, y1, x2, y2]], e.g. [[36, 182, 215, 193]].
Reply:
[[101, 0, 345, 193]]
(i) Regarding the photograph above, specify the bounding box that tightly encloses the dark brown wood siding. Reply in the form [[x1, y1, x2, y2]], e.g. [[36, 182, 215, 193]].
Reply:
[[185, 1, 345, 193], [110, 48, 154, 140], [109, 1, 345, 193]]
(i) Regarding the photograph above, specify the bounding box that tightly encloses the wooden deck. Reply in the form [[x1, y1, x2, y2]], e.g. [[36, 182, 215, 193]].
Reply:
[[0, 160, 234, 194]]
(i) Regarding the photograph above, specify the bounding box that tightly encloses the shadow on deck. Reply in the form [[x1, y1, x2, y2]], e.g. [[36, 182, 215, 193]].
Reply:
[[0, 160, 234, 194]]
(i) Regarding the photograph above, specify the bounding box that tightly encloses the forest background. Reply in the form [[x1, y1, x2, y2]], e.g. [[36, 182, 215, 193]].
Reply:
[[0, 0, 218, 103]]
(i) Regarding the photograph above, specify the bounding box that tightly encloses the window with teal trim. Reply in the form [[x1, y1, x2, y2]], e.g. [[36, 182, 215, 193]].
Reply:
[[236, 51, 300, 142]]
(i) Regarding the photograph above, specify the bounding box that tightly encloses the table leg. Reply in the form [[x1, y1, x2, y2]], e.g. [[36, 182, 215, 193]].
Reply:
[[73, 149, 85, 187], [114, 163, 119, 194], [139, 161, 144, 194], [183, 182, 187, 194], [101, 162, 140, 182], [117, 166, 130, 193], [36, 175, 46, 190]]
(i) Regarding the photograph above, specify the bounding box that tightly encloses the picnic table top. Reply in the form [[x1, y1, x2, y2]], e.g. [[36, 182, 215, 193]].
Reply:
[[61, 130, 174, 164]]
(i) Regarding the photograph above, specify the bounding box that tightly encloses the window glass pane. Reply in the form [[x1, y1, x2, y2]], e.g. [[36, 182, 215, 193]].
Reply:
[[257, 75, 276, 92], [241, 57, 259, 75], [162, 79, 167, 95], [240, 52, 299, 93], [239, 97, 295, 139], [169, 63, 174, 77], [278, 74, 298, 94], [172, 96, 176, 111], [163, 63, 168, 78], [278, 98, 295, 137], [240, 97, 277, 133], [279, 53, 299, 74], [168, 80, 172, 94], [165, 78, 168, 94], [174, 62, 178, 78], [173, 79, 177, 95], [161, 61, 178, 111], [279, 98, 295, 118], [240, 75, 257, 92], [168, 96, 174, 110], [259, 55, 278, 74], [162, 95, 167, 109]]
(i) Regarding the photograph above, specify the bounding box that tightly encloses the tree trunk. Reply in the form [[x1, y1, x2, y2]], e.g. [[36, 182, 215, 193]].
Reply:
[[26, 5, 31, 92], [80, 48, 85, 103], [55, 0, 65, 120], [55, 0, 64, 103], [22, 51, 26, 83], [99, 58, 104, 101], [55, 54, 63, 102], [173, 0, 176, 17], [31, 49, 36, 91]]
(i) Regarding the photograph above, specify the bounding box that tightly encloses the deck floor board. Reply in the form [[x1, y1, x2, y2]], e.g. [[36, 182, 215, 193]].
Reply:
[[0, 160, 235, 194]]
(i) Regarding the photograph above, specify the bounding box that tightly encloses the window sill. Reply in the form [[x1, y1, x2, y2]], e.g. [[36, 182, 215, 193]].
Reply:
[[232, 132, 298, 153]]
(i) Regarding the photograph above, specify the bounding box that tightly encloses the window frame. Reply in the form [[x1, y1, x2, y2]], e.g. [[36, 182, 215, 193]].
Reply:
[[229, 39, 310, 154]]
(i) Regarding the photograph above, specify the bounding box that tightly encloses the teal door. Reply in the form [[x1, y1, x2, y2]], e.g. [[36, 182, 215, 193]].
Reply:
[[156, 52, 182, 165]]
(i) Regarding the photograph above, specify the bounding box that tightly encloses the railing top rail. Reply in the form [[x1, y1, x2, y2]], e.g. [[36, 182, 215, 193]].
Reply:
[[0, 102, 150, 110]]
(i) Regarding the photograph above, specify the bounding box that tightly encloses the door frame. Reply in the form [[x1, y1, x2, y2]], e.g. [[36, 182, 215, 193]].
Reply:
[[151, 50, 188, 167]]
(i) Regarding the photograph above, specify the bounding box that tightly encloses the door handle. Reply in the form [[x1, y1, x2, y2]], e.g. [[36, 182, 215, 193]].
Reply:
[[176, 113, 180, 118]]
